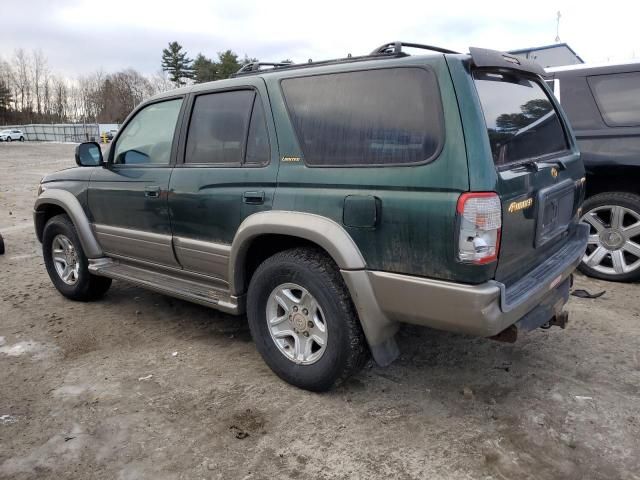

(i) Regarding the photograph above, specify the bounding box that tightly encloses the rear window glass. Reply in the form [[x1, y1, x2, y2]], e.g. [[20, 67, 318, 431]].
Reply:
[[474, 71, 568, 167], [588, 72, 640, 127], [281, 68, 443, 166]]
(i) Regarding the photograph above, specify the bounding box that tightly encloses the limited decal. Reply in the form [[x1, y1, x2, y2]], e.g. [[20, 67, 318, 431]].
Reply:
[[507, 198, 533, 213], [281, 156, 301, 162]]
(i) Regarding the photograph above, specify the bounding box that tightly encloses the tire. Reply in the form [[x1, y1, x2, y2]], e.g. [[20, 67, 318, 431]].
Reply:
[[0, 233, 4, 255], [579, 191, 640, 282], [246, 248, 369, 392], [42, 214, 112, 300], [6, 136, 11, 142], [19, 136, 24, 142]]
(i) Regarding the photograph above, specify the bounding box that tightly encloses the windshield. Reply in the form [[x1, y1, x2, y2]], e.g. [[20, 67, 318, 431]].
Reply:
[[474, 71, 568, 167]]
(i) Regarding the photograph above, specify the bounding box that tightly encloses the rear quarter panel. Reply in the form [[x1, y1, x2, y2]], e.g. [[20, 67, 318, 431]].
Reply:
[[267, 56, 493, 283]]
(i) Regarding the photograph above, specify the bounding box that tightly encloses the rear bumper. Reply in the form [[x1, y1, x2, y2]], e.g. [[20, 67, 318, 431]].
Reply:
[[366, 223, 589, 337]]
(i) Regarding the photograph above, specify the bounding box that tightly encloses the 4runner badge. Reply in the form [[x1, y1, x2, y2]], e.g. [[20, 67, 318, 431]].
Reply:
[[507, 198, 533, 213], [281, 156, 300, 162]]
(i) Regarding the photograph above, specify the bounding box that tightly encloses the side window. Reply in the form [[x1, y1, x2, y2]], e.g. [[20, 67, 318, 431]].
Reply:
[[113, 99, 183, 165], [280, 68, 443, 166], [588, 72, 640, 127], [185, 90, 256, 165], [245, 97, 270, 165]]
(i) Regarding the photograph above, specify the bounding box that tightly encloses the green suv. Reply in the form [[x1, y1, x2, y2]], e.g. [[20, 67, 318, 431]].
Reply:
[[34, 42, 589, 391]]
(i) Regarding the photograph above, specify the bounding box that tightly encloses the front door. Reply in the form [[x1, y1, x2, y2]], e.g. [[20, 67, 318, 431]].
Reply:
[[88, 97, 185, 267], [168, 80, 279, 283]]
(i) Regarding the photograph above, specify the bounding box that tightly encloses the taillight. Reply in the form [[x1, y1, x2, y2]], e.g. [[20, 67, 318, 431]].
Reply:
[[456, 192, 502, 264]]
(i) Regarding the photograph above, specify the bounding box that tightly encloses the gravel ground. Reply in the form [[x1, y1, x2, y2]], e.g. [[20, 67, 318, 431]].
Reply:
[[0, 143, 639, 480]]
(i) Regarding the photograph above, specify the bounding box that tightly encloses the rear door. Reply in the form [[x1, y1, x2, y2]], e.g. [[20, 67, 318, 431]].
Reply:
[[168, 79, 278, 283], [473, 70, 585, 284]]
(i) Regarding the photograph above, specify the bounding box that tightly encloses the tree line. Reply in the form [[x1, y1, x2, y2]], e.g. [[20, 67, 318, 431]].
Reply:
[[0, 42, 260, 126]]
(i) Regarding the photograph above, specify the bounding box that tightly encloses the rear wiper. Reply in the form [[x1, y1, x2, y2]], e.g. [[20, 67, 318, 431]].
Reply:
[[521, 158, 568, 172]]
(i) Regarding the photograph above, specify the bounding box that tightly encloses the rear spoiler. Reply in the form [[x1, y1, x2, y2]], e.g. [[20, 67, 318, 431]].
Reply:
[[469, 47, 546, 76]]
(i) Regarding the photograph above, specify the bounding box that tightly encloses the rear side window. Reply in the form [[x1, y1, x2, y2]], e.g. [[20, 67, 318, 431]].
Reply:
[[588, 72, 640, 127], [474, 71, 568, 167], [186, 90, 255, 165], [281, 68, 443, 166]]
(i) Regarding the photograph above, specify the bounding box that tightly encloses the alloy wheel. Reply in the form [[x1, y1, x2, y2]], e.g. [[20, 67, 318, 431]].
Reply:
[[51, 234, 80, 285], [581, 205, 640, 276], [266, 283, 328, 365]]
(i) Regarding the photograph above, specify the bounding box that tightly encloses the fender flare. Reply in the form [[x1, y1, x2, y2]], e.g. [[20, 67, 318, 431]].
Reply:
[[229, 211, 366, 296], [34, 189, 103, 258]]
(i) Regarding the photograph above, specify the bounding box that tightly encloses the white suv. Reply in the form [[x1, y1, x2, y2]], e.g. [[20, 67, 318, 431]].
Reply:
[[0, 129, 25, 142]]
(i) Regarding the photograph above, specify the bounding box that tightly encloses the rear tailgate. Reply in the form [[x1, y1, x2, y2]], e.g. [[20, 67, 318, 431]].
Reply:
[[472, 69, 585, 284]]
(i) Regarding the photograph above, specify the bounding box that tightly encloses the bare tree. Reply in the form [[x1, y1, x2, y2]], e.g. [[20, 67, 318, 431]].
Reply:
[[31, 49, 48, 116], [13, 49, 32, 116], [149, 70, 173, 95]]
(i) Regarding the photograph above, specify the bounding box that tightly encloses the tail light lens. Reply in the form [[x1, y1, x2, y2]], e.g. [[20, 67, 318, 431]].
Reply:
[[456, 192, 502, 264]]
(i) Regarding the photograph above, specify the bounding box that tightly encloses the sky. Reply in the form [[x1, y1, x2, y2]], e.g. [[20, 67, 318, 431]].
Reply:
[[1, 0, 638, 77]]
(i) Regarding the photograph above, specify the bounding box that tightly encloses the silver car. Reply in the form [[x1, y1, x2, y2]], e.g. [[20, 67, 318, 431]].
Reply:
[[0, 129, 25, 142]]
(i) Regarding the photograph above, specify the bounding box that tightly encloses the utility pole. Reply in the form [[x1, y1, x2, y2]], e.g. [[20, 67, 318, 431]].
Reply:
[[555, 11, 562, 43]]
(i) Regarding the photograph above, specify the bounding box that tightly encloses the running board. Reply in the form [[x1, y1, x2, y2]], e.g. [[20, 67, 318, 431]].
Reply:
[[88, 259, 243, 315]]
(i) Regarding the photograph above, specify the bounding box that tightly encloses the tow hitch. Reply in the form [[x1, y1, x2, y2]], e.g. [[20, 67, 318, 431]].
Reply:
[[541, 310, 569, 330]]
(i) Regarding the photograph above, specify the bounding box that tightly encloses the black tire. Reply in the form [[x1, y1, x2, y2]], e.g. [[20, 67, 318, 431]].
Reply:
[[42, 214, 112, 300], [6, 136, 11, 142], [579, 191, 640, 282], [19, 136, 24, 142], [246, 248, 369, 392]]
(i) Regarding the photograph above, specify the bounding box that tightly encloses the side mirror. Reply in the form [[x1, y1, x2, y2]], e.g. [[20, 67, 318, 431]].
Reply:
[[75, 142, 103, 167]]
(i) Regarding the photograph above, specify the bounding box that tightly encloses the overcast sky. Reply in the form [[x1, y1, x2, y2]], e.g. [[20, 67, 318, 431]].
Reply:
[[1, 0, 638, 77]]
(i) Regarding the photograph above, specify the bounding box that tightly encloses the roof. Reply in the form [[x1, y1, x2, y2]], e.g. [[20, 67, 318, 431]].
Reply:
[[508, 43, 584, 64], [546, 59, 640, 73]]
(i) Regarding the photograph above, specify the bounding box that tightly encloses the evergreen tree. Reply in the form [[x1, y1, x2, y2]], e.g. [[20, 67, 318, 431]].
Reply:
[[193, 54, 217, 84], [161, 42, 193, 86], [216, 50, 242, 80]]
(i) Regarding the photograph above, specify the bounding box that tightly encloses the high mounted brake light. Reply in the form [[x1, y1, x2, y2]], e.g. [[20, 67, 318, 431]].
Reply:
[[456, 192, 502, 264]]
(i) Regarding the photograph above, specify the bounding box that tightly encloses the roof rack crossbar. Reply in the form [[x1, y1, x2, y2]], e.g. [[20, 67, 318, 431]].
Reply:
[[231, 61, 294, 77], [370, 41, 460, 56]]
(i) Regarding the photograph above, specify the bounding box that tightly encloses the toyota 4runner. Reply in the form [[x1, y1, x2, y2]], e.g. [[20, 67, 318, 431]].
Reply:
[[34, 42, 589, 391]]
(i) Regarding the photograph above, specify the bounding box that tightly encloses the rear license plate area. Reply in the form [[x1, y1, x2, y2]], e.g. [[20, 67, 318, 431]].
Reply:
[[535, 179, 575, 247]]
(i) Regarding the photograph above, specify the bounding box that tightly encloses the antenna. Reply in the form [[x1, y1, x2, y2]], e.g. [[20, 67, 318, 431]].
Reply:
[[555, 11, 561, 43]]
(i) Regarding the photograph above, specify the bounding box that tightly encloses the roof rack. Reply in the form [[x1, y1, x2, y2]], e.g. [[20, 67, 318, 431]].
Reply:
[[370, 41, 460, 56], [230, 41, 459, 77], [230, 61, 294, 77]]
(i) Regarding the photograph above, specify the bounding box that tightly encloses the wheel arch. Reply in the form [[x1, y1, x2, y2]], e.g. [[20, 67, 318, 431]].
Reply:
[[34, 189, 103, 258], [585, 165, 640, 198], [229, 211, 366, 297]]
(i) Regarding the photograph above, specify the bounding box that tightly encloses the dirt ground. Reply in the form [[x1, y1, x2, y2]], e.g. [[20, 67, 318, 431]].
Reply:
[[0, 142, 638, 480]]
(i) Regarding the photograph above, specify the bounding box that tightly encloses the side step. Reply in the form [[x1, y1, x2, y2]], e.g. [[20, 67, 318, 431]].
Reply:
[[89, 259, 242, 315]]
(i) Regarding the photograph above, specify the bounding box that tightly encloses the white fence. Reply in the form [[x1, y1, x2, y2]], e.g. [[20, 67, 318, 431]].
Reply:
[[1, 124, 100, 143]]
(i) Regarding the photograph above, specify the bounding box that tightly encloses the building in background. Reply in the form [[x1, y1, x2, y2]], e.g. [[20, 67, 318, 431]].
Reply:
[[508, 43, 584, 68]]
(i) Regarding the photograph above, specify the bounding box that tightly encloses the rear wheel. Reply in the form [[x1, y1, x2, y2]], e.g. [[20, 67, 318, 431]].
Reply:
[[43, 214, 112, 300], [6, 136, 11, 142], [19, 136, 24, 142], [579, 192, 640, 282], [246, 248, 369, 391]]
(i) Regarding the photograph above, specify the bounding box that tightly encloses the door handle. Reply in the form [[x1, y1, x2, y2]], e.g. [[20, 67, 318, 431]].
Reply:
[[243, 191, 265, 205], [145, 186, 161, 198]]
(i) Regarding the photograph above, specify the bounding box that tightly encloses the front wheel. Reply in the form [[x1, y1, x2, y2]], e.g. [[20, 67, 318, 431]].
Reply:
[[579, 192, 640, 282], [246, 248, 369, 391], [6, 136, 11, 142], [43, 214, 112, 300]]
